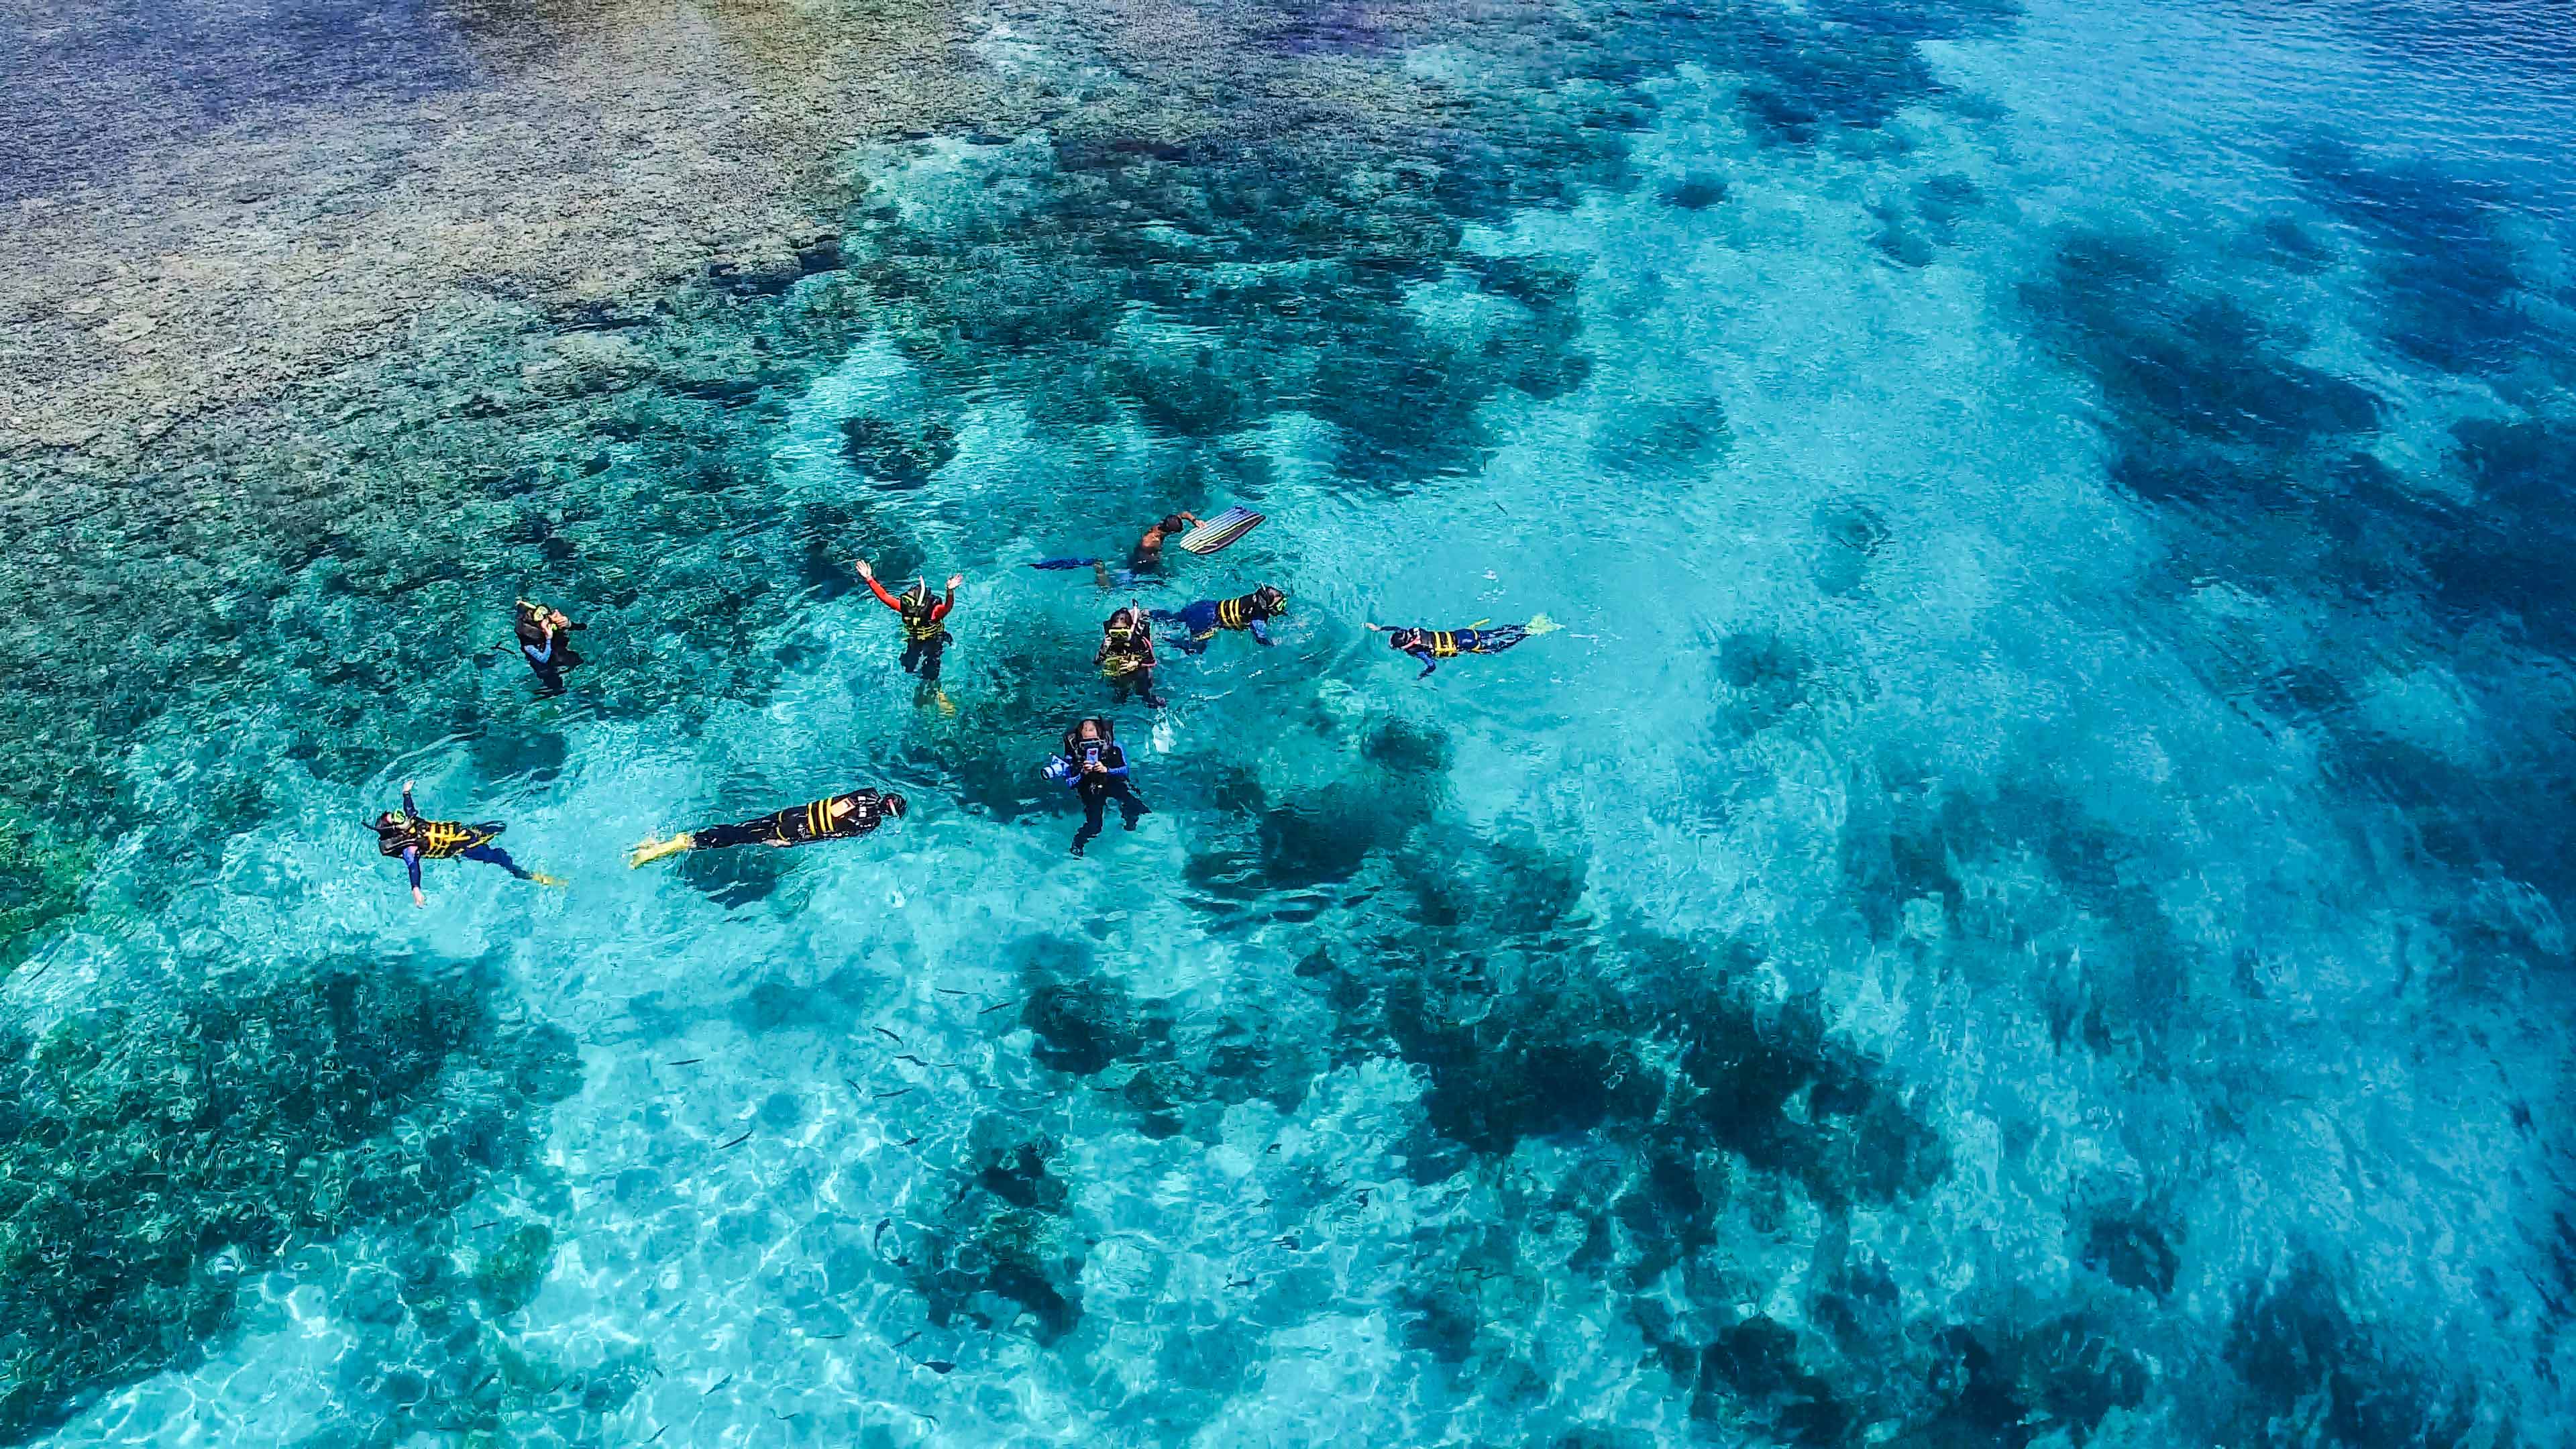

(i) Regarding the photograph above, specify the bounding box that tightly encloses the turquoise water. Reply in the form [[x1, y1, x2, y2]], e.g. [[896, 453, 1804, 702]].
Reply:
[[6, 0, 2576, 1443]]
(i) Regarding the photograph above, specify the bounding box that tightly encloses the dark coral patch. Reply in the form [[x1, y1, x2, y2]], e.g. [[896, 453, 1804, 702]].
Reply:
[[0, 958, 574, 1440], [907, 1118, 1085, 1342]]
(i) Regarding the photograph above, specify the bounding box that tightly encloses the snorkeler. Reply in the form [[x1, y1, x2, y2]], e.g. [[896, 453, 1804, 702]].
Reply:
[[1366, 616, 1558, 678], [1028, 511, 1200, 588], [1151, 584, 1286, 655], [513, 600, 583, 694], [1046, 718, 1146, 857], [1095, 606, 1166, 708], [1118, 511, 1199, 583], [857, 559, 963, 688], [627, 788, 909, 867], [373, 780, 561, 908]]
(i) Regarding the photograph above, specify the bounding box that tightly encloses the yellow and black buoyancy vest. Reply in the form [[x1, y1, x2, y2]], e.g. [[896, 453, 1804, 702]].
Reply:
[[384, 818, 496, 859], [804, 796, 841, 839], [900, 594, 947, 642], [1099, 628, 1149, 676], [1424, 630, 1464, 659], [1214, 592, 1269, 631], [789, 793, 875, 843]]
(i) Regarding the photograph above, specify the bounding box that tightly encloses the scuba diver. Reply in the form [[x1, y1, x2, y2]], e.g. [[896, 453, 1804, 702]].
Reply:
[[513, 600, 583, 694], [1044, 718, 1146, 857], [1095, 606, 1165, 708], [373, 780, 560, 907], [1152, 584, 1286, 655], [628, 788, 908, 867], [1028, 511, 1200, 588], [857, 559, 963, 690], [1366, 616, 1558, 678]]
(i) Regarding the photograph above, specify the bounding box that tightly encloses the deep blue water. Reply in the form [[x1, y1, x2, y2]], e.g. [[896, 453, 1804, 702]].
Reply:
[[4, 0, 2575, 1444]]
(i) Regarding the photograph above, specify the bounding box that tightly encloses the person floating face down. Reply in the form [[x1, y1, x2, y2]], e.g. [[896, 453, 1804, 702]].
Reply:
[[373, 780, 560, 908], [627, 788, 908, 867], [1364, 616, 1556, 678], [857, 559, 962, 689], [1151, 584, 1286, 655], [1052, 718, 1147, 857], [1095, 606, 1165, 708], [515, 600, 582, 693]]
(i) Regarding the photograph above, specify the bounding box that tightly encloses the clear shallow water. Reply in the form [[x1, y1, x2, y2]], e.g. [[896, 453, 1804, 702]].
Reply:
[[5, 0, 2575, 1444]]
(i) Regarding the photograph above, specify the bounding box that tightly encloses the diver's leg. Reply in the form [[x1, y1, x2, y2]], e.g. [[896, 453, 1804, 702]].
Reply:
[[1073, 786, 1108, 855], [692, 819, 773, 851], [899, 639, 924, 676], [1173, 602, 1219, 653], [918, 637, 947, 686], [1112, 779, 1147, 828], [460, 843, 535, 880]]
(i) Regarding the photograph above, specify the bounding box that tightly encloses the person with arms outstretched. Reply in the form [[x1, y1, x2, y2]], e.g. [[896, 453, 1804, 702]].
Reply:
[[857, 559, 962, 693], [629, 788, 908, 867], [373, 780, 560, 906], [1366, 617, 1556, 679]]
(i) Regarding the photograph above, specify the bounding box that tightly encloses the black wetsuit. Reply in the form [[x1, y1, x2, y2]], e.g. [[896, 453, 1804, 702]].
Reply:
[[1065, 739, 1146, 854], [1096, 624, 1165, 708], [374, 786, 530, 892], [516, 612, 582, 693], [868, 578, 953, 686], [900, 627, 947, 684], [692, 790, 897, 851]]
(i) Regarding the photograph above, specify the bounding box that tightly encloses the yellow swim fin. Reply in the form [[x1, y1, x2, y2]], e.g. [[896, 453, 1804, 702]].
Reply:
[[1525, 614, 1560, 635], [530, 872, 569, 888], [627, 835, 694, 869]]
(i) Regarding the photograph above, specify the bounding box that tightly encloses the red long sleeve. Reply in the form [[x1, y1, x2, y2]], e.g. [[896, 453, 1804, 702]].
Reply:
[[865, 576, 953, 621]]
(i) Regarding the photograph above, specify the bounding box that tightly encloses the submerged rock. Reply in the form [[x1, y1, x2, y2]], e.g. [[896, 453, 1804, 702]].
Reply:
[[839, 414, 958, 488]]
